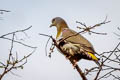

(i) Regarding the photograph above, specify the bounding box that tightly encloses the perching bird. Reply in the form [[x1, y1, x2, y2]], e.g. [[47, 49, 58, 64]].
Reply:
[[50, 17, 99, 66]]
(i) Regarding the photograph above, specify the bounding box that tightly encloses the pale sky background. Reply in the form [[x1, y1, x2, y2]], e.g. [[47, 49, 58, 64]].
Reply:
[[0, 0, 120, 80]]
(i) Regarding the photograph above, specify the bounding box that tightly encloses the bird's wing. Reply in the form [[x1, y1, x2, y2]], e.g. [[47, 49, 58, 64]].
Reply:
[[61, 28, 95, 53]]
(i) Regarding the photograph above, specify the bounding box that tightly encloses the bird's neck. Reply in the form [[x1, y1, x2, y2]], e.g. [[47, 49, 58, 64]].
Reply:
[[56, 27, 62, 39], [56, 23, 68, 39]]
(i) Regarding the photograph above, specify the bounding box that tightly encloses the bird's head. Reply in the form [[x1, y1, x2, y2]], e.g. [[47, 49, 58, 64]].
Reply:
[[50, 17, 68, 29], [50, 17, 68, 38]]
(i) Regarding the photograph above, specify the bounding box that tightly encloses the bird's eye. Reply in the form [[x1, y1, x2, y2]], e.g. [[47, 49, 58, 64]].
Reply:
[[52, 19, 55, 23]]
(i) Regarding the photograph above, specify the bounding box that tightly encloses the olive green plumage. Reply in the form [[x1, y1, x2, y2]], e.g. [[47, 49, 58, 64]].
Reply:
[[50, 17, 99, 64]]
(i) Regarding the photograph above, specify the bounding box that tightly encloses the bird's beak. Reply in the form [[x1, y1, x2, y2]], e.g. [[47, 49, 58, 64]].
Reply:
[[49, 23, 54, 27]]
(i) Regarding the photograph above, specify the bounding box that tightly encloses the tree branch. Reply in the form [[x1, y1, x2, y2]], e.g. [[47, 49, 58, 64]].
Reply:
[[0, 26, 36, 80], [39, 33, 87, 80], [0, 26, 37, 49]]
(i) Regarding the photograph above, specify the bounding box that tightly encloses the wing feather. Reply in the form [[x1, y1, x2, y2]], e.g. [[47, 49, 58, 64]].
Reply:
[[61, 28, 95, 53]]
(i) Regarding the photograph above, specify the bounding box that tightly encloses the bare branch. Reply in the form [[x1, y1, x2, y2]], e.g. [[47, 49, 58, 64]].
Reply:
[[0, 26, 37, 49], [85, 67, 99, 75], [0, 10, 10, 14], [45, 37, 51, 56], [0, 10, 10, 12], [0, 26, 36, 80], [2, 37, 37, 49], [98, 70, 115, 80], [0, 26, 32, 38], [94, 60, 104, 80], [89, 31, 107, 35], [76, 16, 110, 35], [39, 33, 87, 80], [103, 42, 120, 63]]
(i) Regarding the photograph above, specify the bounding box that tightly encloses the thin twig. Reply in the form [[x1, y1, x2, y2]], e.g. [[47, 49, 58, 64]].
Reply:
[[94, 60, 104, 80], [0, 26, 37, 49], [0, 26, 32, 38], [76, 16, 110, 35], [1, 37, 37, 49], [98, 70, 115, 80], [45, 37, 51, 56], [0, 10, 10, 12], [103, 42, 120, 63]]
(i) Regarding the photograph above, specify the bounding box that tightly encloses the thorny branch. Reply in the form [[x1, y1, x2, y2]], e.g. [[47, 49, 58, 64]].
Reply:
[[39, 17, 120, 80], [0, 26, 37, 80]]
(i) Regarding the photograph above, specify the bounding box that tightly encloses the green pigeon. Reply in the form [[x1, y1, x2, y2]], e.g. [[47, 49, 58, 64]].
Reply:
[[50, 17, 99, 65]]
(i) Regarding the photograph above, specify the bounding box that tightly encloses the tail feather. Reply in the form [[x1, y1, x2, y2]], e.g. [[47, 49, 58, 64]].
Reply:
[[87, 52, 98, 61], [87, 52, 101, 67]]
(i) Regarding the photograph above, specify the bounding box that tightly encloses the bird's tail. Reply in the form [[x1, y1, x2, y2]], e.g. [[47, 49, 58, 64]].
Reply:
[[87, 52, 99, 61], [87, 52, 101, 67]]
